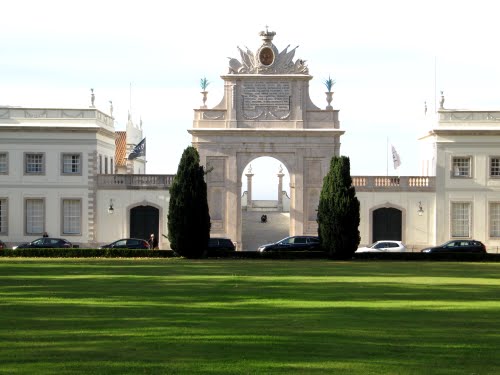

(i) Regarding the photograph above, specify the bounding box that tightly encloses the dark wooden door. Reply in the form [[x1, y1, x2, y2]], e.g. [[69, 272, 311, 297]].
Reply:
[[373, 208, 402, 242], [130, 206, 159, 242]]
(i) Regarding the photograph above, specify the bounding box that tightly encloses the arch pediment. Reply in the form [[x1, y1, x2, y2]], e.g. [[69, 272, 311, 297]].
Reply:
[[228, 29, 308, 75]]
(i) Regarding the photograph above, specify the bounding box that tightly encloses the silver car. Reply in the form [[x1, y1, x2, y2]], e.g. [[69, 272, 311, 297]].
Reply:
[[356, 240, 407, 253]]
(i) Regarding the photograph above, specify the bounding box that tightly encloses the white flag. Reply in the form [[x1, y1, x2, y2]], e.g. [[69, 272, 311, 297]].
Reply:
[[391, 145, 401, 169]]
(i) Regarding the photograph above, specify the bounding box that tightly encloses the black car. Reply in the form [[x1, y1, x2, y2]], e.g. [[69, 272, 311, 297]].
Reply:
[[100, 238, 150, 249], [15, 237, 73, 249], [208, 238, 236, 251], [258, 236, 321, 252], [421, 240, 486, 254], [207, 238, 236, 256]]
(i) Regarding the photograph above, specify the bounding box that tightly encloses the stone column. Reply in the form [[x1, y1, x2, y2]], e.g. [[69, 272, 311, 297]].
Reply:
[[277, 165, 284, 211], [246, 165, 254, 209]]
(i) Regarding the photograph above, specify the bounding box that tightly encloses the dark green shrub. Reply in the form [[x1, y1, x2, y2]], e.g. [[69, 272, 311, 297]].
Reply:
[[167, 146, 210, 258], [317, 156, 360, 259]]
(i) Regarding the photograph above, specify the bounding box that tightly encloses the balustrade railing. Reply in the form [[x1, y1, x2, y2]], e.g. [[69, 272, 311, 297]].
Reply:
[[352, 176, 435, 191], [97, 174, 175, 189], [97, 174, 434, 191]]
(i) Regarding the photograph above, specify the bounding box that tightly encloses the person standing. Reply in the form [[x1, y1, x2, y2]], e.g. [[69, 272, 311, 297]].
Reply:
[[148, 234, 157, 249]]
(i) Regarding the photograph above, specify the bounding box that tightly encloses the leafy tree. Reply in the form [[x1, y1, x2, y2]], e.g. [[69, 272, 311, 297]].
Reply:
[[317, 156, 360, 259], [168, 146, 210, 258]]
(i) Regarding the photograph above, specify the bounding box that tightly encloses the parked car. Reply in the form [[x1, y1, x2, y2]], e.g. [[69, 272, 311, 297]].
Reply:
[[0, 240, 6, 250], [356, 240, 407, 253], [421, 240, 486, 254], [208, 238, 236, 252], [12, 243, 28, 250], [99, 238, 150, 249], [258, 236, 321, 252], [15, 237, 73, 249]]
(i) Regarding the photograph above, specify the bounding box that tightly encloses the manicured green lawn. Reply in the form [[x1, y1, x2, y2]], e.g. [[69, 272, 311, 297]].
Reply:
[[0, 259, 499, 374]]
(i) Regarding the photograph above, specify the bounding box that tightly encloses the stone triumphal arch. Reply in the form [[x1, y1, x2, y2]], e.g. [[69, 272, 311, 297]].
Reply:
[[189, 30, 344, 250]]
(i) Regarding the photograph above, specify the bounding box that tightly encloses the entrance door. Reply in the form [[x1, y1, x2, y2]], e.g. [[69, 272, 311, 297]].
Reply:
[[130, 206, 159, 242], [373, 208, 402, 242]]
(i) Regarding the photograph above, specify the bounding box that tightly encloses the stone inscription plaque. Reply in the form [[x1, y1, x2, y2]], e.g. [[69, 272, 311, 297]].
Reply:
[[242, 81, 291, 111]]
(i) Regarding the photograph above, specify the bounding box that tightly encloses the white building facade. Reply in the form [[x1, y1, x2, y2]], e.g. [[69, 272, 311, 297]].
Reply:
[[0, 107, 171, 249], [421, 109, 500, 251]]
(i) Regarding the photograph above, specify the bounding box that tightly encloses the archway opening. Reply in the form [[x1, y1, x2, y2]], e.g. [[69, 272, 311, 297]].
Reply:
[[241, 157, 290, 251], [372, 207, 402, 242], [130, 205, 159, 243]]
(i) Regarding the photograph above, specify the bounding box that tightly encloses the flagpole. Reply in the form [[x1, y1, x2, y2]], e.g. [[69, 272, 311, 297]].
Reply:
[[434, 56, 437, 113], [386, 137, 389, 177], [129, 82, 132, 113]]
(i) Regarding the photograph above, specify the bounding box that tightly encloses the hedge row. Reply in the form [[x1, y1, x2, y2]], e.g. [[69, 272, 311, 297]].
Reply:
[[2, 248, 500, 261], [353, 251, 500, 262], [0, 248, 176, 258], [0, 248, 328, 259]]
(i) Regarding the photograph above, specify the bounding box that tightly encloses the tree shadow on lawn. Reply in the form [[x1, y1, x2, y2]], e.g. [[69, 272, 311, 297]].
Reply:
[[1, 262, 500, 374], [1, 300, 499, 375]]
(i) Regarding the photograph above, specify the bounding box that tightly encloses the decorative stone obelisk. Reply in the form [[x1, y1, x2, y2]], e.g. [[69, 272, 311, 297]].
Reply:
[[246, 164, 254, 209], [277, 164, 284, 211]]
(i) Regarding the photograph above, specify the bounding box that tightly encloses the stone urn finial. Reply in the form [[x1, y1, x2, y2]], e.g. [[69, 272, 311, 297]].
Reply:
[[439, 91, 445, 109], [200, 77, 210, 108], [324, 76, 335, 110]]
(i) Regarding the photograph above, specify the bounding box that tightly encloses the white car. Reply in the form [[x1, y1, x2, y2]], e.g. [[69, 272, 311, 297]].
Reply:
[[356, 240, 407, 253]]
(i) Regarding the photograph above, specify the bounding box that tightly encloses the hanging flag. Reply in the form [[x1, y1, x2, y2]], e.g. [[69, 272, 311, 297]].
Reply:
[[391, 145, 401, 169], [128, 138, 146, 160]]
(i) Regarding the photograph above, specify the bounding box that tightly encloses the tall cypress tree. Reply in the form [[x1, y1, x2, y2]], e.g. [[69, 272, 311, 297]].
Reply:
[[317, 156, 360, 259], [167, 146, 210, 258]]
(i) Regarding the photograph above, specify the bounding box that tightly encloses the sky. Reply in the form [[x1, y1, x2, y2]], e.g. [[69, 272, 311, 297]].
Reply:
[[2, 0, 500, 199]]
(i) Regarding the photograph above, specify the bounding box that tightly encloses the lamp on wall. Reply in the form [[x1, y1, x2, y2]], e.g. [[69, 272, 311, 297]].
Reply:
[[108, 199, 114, 214], [418, 201, 424, 216]]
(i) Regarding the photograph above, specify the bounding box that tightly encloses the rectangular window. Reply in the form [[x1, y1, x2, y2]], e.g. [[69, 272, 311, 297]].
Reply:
[[452, 157, 471, 178], [105, 157, 108, 174], [25, 153, 45, 174], [451, 202, 471, 237], [0, 199, 7, 234], [0, 153, 8, 174], [26, 199, 44, 235], [110, 158, 114, 174], [62, 153, 81, 174], [490, 202, 500, 237], [63, 199, 81, 235], [99, 155, 103, 174], [490, 157, 500, 177]]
